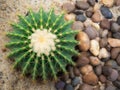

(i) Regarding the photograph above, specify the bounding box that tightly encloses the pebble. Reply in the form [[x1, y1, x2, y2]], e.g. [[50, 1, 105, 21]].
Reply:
[[89, 56, 100, 66], [80, 65, 93, 75], [115, 0, 120, 6], [73, 10, 84, 15], [87, 0, 95, 6], [83, 71, 98, 85], [108, 69, 119, 81], [73, 67, 80, 76], [101, 0, 114, 7], [102, 66, 112, 76], [68, 65, 75, 79], [116, 54, 120, 65], [84, 26, 99, 39], [93, 3, 101, 12], [105, 60, 119, 69], [76, 55, 90, 67], [100, 19, 110, 29], [105, 85, 116, 90], [76, 1, 90, 10], [76, 14, 87, 22], [71, 21, 84, 31], [117, 16, 120, 25], [62, 2, 75, 13], [55, 81, 65, 90], [101, 30, 108, 38], [110, 22, 120, 33], [95, 65, 102, 76], [71, 77, 80, 86], [86, 11, 94, 18], [112, 32, 120, 39], [113, 81, 120, 88], [77, 32, 90, 51], [108, 38, 120, 47], [64, 13, 76, 21], [79, 84, 93, 90], [99, 38, 108, 48], [111, 48, 120, 59], [98, 48, 110, 59], [64, 84, 74, 90], [90, 40, 100, 56], [92, 11, 102, 23], [99, 75, 107, 83], [100, 6, 113, 19]]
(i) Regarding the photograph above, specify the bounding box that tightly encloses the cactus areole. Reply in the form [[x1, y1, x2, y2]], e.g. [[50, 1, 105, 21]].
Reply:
[[6, 8, 78, 81]]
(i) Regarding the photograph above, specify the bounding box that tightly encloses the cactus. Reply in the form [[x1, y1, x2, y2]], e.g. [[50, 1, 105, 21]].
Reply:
[[6, 8, 78, 81]]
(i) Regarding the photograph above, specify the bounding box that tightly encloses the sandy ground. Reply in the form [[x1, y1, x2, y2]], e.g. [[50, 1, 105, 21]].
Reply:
[[0, 0, 75, 90]]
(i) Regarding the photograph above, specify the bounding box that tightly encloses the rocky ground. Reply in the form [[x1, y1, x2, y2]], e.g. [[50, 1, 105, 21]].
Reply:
[[0, 0, 120, 90]]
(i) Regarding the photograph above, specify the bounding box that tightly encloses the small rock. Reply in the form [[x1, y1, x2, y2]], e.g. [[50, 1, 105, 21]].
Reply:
[[60, 73, 69, 81], [84, 26, 99, 39], [68, 65, 75, 79], [64, 13, 76, 21], [108, 38, 120, 47], [77, 32, 90, 51], [95, 65, 102, 76], [100, 6, 113, 19], [100, 19, 110, 29], [99, 75, 107, 83], [92, 11, 102, 23], [76, 14, 87, 22], [117, 16, 120, 25], [87, 0, 95, 6], [89, 56, 100, 66], [73, 10, 84, 15], [99, 38, 108, 48], [108, 69, 119, 81], [111, 48, 120, 59], [73, 67, 80, 76], [76, 1, 90, 10], [90, 40, 100, 56], [99, 48, 110, 59], [71, 21, 84, 30], [55, 81, 65, 90], [115, 0, 120, 6], [101, 0, 114, 7], [105, 60, 119, 69], [71, 77, 80, 86], [101, 30, 108, 38], [64, 84, 74, 90], [62, 2, 75, 13], [105, 85, 116, 90], [86, 11, 94, 18], [93, 3, 101, 12], [113, 81, 120, 88], [80, 65, 93, 75], [116, 54, 120, 65], [110, 22, 120, 33], [102, 66, 112, 76], [83, 71, 98, 85], [79, 84, 93, 90], [112, 32, 120, 39]]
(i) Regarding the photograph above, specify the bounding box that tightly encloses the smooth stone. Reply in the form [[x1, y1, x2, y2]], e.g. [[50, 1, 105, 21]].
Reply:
[[68, 66, 75, 79], [79, 84, 93, 90], [89, 56, 100, 66], [95, 65, 102, 76], [80, 65, 93, 75], [115, 0, 120, 6], [98, 48, 110, 59], [62, 2, 75, 13], [105, 60, 119, 69], [76, 55, 90, 67], [116, 54, 120, 65], [86, 11, 94, 18], [55, 81, 65, 89], [113, 81, 120, 88], [64, 84, 74, 90], [76, 1, 90, 10], [60, 73, 69, 81], [73, 67, 80, 76], [87, 0, 95, 6], [99, 38, 108, 48], [71, 77, 80, 86], [100, 6, 113, 19], [110, 22, 120, 33], [100, 19, 110, 29], [84, 26, 99, 39], [73, 10, 84, 15], [102, 66, 112, 76], [64, 13, 76, 21], [117, 16, 120, 25], [83, 71, 98, 85], [112, 32, 120, 39], [101, 30, 108, 38], [105, 85, 116, 90], [90, 40, 100, 56], [93, 3, 101, 12], [71, 21, 84, 31], [77, 32, 90, 51], [76, 14, 87, 22], [92, 11, 102, 23], [101, 0, 114, 7], [108, 69, 119, 81], [108, 38, 120, 47], [111, 48, 120, 59], [99, 75, 107, 83]]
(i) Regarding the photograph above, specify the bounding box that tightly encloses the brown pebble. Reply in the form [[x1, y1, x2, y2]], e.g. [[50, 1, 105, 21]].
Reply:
[[99, 38, 108, 48], [100, 19, 110, 29], [71, 21, 84, 30], [76, 1, 90, 10], [86, 11, 94, 18], [80, 65, 93, 75], [111, 48, 120, 59], [92, 11, 102, 23], [73, 67, 80, 76], [95, 65, 102, 76], [116, 54, 120, 65], [79, 84, 93, 90], [89, 56, 100, 66], [115, 0, 120, 6], [99, 75, 107, 83], [108, 38, 120, 47], [64, 13, 76, 21]]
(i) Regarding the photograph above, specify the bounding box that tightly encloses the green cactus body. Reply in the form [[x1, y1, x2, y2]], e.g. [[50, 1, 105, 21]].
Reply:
[[6, 8, 78, 81]]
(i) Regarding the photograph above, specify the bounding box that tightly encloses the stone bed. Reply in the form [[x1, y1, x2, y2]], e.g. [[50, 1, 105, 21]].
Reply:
[[0, 0, 120, 90]]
